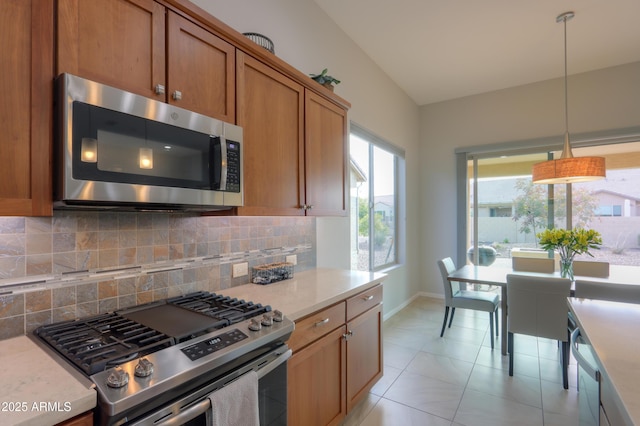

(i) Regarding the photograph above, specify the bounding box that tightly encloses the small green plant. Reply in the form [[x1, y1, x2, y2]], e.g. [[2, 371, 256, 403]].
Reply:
[[309, 68, 340, 86]]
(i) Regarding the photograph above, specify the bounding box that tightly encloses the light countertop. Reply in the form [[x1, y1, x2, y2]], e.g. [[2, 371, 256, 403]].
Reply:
[[569, 298, 640, 425], [0, 335, 96, 426], [219, 268, 387, 321]]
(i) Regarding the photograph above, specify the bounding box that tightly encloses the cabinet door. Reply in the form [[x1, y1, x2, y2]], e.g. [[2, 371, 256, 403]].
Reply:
[[57, 0, 166, 100], [236, 51, 305, 216], [288, 326, 347, 426], [0, 0, 53, 216], [304, 90, 348, 216], [346, 304, 383, 412], [55, 411, 93, 426], [166, 11, 235, 122]]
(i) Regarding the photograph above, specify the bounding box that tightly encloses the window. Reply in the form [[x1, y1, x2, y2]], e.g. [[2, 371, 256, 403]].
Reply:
[[596, 205, 623, 217], [350, 124, 404, 271]]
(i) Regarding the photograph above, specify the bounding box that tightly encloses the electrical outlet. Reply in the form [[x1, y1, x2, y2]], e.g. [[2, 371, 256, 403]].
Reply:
[[232, 262, 248, 277], [286, 255, 297, 265]]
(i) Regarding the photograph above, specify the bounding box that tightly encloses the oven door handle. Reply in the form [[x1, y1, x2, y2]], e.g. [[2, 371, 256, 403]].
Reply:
[[155, 399, 211, 426], [257, 348, 291, 379], [154, 348, 292, 426]]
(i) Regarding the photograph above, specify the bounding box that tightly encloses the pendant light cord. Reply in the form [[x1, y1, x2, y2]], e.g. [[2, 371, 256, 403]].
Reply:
[[558, 12, 574, 159], [563, 16, 569, 141]]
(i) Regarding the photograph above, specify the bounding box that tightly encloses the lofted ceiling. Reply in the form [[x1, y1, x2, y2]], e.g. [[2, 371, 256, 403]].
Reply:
[[313, 0, 640, 106]]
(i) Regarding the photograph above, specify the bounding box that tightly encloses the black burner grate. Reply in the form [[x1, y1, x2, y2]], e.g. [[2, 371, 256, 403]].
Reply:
[[168, 291, 272, 325], [35, 313, 174, 375]]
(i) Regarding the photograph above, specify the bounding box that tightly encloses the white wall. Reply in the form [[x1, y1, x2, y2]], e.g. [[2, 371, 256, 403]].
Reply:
[[420, 61, 640, 294], [190, 0, 422, 315]]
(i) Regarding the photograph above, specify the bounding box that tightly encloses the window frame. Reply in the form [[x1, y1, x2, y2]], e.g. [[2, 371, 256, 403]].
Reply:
[[350, 123, 404, 272], [455, 125, 640, 267]]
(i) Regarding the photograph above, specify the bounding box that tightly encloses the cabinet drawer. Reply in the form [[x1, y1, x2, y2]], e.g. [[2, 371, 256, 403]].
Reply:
[[347, 284, 382, 321], [288, 302, 345, 353]]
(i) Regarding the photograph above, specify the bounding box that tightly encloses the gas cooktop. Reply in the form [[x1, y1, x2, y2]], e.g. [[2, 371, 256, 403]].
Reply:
[[34, 291, 276, 376]]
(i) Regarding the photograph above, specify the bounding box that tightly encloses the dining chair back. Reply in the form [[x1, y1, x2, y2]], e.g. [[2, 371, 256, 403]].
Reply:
[[506, 274, 571, 389], [438, 257, 500, 349], [573, 261, 609, 278], [574, 279, 640, 304], [511, 257, 554, 273]]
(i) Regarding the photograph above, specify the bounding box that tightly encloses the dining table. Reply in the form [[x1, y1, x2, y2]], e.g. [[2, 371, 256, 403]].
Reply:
[[446, 263, 640, 355]]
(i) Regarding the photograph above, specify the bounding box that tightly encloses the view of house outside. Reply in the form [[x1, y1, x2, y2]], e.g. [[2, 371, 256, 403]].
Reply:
[[470, 168, 640, 267]]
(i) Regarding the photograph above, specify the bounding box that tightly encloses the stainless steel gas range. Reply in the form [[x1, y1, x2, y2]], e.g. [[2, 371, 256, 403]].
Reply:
[[34, 291, 294, 425]]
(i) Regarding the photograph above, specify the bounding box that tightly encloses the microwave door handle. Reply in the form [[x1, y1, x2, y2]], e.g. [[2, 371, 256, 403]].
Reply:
[[210, 136, 226, 191], [218, 136, 228, 191]]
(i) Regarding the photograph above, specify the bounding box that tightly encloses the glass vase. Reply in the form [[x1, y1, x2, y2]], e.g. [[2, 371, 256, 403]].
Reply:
[[560, 258, 574, 281]]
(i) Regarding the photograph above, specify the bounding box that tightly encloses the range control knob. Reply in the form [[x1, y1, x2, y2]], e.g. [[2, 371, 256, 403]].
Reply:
[[106, 366, 129, 388], [134, 358, 154, 378], [261, 314, 273, 326], [248, 318, 262, 331], [272, 310, 284, 322]]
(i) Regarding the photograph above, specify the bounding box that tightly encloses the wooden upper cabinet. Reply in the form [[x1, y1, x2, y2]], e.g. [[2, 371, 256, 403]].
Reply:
[[167, 11, 235, 122], [57, 0, 166, 100], [236, 51, 348, 216], [236, 51, 305, 216], [304, 91, 348, 216], [0, 0, 53, 216], [57, 0, 235, 121]]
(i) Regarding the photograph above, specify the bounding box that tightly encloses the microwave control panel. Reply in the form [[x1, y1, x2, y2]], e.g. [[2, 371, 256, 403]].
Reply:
[[225, 141, 241, 193]]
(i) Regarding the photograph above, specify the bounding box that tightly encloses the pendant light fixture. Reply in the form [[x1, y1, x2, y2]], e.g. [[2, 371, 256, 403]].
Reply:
[[532, 12, 605, 184]]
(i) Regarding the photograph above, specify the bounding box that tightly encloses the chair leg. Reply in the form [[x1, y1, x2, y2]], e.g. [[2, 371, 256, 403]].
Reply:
[[508, 332, 514, 376], [488, 312, 494, 349], [494, 308, 499, 336], [440, 306, 450, 337], [562, 341, 569, 389], [448, 307, 456, 328]]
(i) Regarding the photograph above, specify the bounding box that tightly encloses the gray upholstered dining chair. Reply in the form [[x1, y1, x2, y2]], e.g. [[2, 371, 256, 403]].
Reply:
[[506, 274, 571, 389], [574, 279, 640, 304], [438, 257, 500, 349], [511, 257, 555, 273], [572, 260, 610, 278]]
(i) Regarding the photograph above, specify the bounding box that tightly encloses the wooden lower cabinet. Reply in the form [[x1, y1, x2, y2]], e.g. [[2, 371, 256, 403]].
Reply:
[[288, 285, 383, 425], [288, 326, 347, 426], [54, 411, 93, 426], [346, 303, 383, 411]]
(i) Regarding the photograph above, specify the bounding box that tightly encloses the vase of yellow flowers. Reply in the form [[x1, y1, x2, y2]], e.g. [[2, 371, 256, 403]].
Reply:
[[536, 228, 603, 280]]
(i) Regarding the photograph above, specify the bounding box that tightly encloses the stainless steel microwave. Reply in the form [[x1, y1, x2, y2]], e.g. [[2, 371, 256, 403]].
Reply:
[[54, 73, 243, 211]]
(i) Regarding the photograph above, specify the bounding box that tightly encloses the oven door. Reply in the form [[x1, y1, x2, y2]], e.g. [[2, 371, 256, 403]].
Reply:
[[129, 347, 291, 426]]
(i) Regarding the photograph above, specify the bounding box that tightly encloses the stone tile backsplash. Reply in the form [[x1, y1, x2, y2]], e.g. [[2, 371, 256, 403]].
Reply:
[[0, 212, 316, 340]]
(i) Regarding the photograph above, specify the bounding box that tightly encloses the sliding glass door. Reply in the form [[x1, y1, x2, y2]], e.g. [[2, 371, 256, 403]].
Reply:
[[467, 153, 562, 268], [570, 142, 640, 265], [464, 141, 640, 268]]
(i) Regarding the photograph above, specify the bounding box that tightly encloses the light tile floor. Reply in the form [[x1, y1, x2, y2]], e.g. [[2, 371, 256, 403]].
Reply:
[[341, 296, 579, 426]]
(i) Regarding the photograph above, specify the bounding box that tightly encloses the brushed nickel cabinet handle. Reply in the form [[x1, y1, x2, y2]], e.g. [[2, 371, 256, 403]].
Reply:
[[363, 295, 374, 301], [314, 318, 330, 327], [154, 84, 165, 95], [172, 90, 182, 100]]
